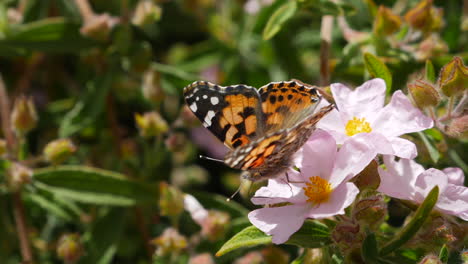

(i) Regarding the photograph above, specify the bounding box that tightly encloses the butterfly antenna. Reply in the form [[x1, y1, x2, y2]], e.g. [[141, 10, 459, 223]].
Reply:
[[226, 185, 242, 202], [199, 155, 223, 164]]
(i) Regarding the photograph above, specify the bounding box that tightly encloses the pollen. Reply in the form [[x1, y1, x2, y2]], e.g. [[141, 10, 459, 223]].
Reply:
[[345, 117, 372, 136], [303, 176, 332, 205]]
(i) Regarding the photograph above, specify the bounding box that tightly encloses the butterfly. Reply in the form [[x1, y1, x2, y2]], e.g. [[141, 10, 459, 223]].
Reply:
[[183, 80, 334, 181]]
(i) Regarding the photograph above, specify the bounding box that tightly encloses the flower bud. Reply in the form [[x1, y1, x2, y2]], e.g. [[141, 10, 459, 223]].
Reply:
[[159, 182, 185, 219], [135, 111, 169, 138], [411, 216, 457, 251], [80, 14, 118, 41], [7, 163, 32, 191], [404, 0, 442, 33], [189, 253, 215, 264], [446, 115, 468, 139], [152, 227, 187, 256], [331, 218, 364, 253], [262, 246, 289, 264], [408, 80, 440, 109], [234, 251, 263, 264], [352, 160, 380, 190], [0, 139, 6, 157], [132, 0, 162, 27], [418, 254, 442, 264], [43, 138, 77, 165], [373, 6, 402, 36], [438, 56, 468, 97], [56, 233, 84, 264], [200, 210, 230, 241], [11, 96, 38, 135], [142, 69, 165, 104], [352, 190, 387, 230]]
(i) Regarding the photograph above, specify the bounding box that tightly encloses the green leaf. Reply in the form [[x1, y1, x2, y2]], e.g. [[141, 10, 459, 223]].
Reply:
[[417, 131, 441, 163], [59, 70, 113, 137], [425, 60, 436, 83], [33, 165, 157, 206], [363, 52, 392, 92], [27, 192, 73, 221], [380, 186, 439, 256], [291, 250, 306, 264], [438, 244, 449, 263], [448, 149, 468, 175], [192, 192, 248, 218], [262, 1, 297, 40], [151, 62, 200, 81], [362, 232, 379, 263], [216, 225, 271, 257], [216, 220, 331, 256], [0, 18, 95, 54]]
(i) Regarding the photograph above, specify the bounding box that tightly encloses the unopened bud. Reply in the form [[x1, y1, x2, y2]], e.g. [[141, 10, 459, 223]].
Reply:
[[262, 246, 289, 264], [135, 111, 168, 138], [200, 210, 230, 241], [352, 160, 381, 190], [446, 115, 468, 139], [142, 69, 165, 104], [408, 80, 440, 109], [43, 139, 77, 165], [7, 163, 32, 191], [352, 190, 387, 230], [331, 218, 364, 253], [411, 216, 457, 251], [56, 233, 84, 264], [418, 254, 442, 264], [234, 251, 263, 264], [11, 96, 37, 135], [132, 0, 162, 26], [189, 253, 215, 264], [404, 0, 442, 33], [80, 14, 118, 41], [152, 227, 187, 256], [374, 6, 402, 36], [0, 139, 6, 157], [159, 182, 185, 218], [438, 57, 468, 97]]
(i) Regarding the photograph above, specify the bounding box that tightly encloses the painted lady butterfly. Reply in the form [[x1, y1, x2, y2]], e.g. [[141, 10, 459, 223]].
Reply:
[[184, 80, 334, 181]]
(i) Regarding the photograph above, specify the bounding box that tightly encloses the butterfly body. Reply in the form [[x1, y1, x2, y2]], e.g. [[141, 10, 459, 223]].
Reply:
[[184, 80, 333, 181]]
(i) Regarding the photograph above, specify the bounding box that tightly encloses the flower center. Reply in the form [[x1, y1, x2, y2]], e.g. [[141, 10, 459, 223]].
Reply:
[[345, 117, 372, 136], [303, 176, 332, 205]]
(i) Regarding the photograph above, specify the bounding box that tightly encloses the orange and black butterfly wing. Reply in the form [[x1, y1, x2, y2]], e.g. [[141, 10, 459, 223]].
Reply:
[[183, 81, 265, 149], [258, 81, 322, 133]]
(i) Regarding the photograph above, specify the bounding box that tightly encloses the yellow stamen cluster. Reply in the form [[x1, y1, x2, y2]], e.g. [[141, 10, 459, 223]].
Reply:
[[303, 176, 332, 205], [345, 117, 372, 136]]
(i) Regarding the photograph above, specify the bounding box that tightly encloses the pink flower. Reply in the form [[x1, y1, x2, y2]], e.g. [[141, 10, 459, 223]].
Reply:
[[378, 156, 468, 221], [248, 130, 377, 244], [318, 78, 433, 159]]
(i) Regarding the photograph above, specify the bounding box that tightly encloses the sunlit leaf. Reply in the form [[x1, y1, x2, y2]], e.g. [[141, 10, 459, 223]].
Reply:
[[263, 1, 297, 40], [363, 52, 392, 93]]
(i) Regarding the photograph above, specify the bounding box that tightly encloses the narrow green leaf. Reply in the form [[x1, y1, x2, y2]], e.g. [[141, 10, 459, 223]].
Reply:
[[448, 149, 468, 175], [216, 220, 331, 256], [151, 62, 200, 81], [438, 244, 449, 262], [380, 186, 439, 256], [216, 225, 271, 257], [417, 131, 441, 163], [262, 1, 297, 40], [425, 60, 436, 83], [33, 165, 157, 206], [362, 232, 379, 263], [363, 52, 392, 92], [27, 192, 73, 221], [59, 70, 113, 137]]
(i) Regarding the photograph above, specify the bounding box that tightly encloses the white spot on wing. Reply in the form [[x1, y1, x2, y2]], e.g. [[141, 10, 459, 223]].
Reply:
[[190, 103, 198, 112], [204, 110, 216, 127], [211, 97, 219, 105], [203, 95, 208, 99], [196, 97, 200, 101]]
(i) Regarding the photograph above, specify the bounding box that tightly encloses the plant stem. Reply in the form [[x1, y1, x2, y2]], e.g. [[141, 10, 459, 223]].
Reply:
[[0, 75, 33, 262], [74, 0, 95, 21], [319, 15, 333, 86]]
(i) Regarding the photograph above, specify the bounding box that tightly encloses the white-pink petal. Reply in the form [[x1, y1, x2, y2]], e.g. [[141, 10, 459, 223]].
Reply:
[[300, 130, 337, 181], [388, 137, 418, 159], [372, 90, 433, 137], [184, 194, 208, 225], [248, 204, 310, 244], [331, 78, 386, 118], [306, 182, 359, 219], [442, 167, 465, 186], [436, 185, 468, 221], [251, 170, 305, 205]]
